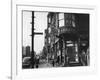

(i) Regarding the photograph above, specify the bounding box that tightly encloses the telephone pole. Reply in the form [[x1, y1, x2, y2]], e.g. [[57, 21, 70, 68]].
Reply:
[[31, 11, 35, 68], [31, 11, 43, 68]]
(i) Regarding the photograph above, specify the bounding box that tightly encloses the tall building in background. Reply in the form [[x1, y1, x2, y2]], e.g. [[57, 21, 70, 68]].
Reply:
[[26, 46, 31, 57], [22, 46, 26, 58]]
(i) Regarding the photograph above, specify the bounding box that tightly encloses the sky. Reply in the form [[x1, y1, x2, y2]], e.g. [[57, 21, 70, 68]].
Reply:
[[23, 11, 48, 54]]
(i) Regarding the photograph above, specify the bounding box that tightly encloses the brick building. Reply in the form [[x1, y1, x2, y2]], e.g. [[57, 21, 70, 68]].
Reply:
[[45, 12, 89, 66]]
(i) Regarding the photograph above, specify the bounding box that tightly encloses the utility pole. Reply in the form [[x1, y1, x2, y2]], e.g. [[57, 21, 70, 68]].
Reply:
[[31, 11, 43, 68], [31, 11, 35, 68]]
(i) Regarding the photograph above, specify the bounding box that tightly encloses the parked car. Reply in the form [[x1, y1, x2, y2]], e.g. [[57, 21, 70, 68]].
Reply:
[[22, 57, 31, 69]]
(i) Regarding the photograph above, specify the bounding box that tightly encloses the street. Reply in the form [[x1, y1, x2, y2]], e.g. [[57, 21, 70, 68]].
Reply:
[[39, 62, 53, 68]]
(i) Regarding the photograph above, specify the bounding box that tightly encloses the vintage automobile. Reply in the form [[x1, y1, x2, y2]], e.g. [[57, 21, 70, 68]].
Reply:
[[22, 57, 31, 69]]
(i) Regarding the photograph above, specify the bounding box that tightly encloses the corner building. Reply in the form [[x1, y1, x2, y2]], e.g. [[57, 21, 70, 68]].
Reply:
[[45, 12, 89, 66]]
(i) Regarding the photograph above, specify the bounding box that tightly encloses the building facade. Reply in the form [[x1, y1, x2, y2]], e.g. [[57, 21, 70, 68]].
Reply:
[[45, 12, 89, 66]]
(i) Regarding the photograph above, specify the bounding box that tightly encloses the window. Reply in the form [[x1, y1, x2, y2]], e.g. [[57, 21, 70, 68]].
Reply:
[[48, 27, 51, 33], [48, 37, 50, 43], [65, 14, 76, 27], [72, 21, 75, 27], [72, 15, 75, 27], [48, 17, 51, 23], [59, 13, 64, 27]]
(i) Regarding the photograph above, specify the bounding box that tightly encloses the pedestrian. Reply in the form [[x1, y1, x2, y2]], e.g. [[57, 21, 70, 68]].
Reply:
[[36, 55, 39, 68], [57, 56, 60, 66], [30, 55, 35, 68], [52, 60, 55, 67], [81, 50, 86, 66], [52, 55, 55, 67]]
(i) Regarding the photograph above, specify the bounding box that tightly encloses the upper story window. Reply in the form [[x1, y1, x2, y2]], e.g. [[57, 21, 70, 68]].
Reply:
[[65, 14, 76, 27], [48, 27, 51, 34], [59, 13, 64, 27], [72, 14, 75, 27], [48, 17, 51, 23], [72, 21, 75, 27], [48, 37, 51, 44]]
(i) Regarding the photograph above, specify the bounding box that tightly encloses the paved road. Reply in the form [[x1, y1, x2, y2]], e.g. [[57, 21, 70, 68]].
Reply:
[[39, 62, 53, 68]]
